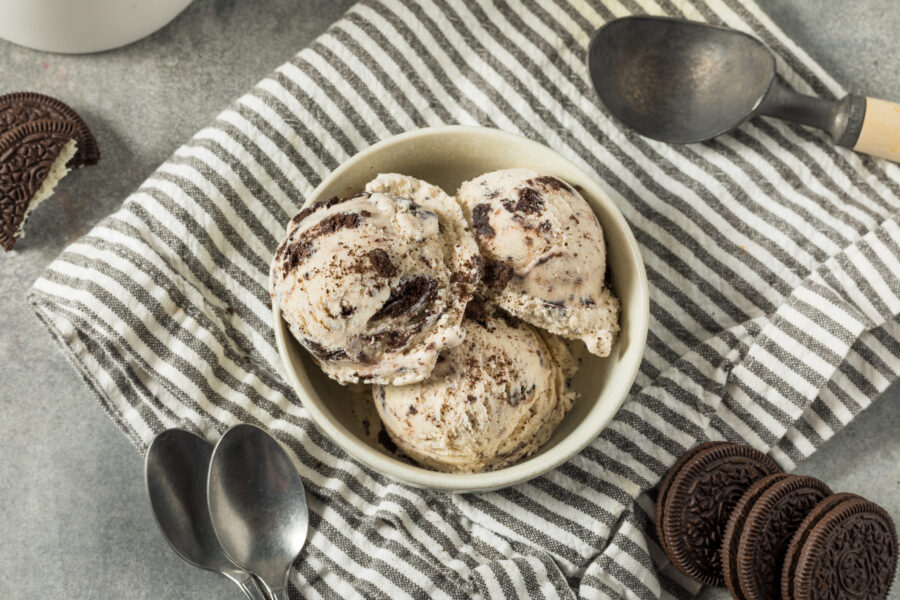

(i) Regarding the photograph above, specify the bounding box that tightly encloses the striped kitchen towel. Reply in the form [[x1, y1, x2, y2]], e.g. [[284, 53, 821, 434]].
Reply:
[[28, 0, 900, 598]]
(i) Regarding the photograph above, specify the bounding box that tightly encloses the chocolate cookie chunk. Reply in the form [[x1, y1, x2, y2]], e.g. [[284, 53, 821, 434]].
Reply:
[[660, 443, 781, 585], [471, 203, 495, 238], [482, 259, 513, 295], [783, 495, 897, 600], [723, 474, 832, 600], [0, 119, 79, 251], [0, 92, 99, 166], [368, 248, 397, 278], [370, 275, 437, 322]]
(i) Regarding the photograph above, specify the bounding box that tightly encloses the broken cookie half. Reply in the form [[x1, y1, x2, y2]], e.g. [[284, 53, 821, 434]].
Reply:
[[0, 92, 99, 167], [0, 92, 99, 252], [0, 119, 79, 251]]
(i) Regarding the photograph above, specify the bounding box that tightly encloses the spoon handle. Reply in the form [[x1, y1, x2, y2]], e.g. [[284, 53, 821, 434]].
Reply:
[[265, 587, 290, 600], [224, 572, 269, 600], [852, 97, 900, 163]]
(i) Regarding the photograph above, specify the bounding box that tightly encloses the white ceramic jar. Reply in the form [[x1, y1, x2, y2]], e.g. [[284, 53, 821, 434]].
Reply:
[[0, 0, 194, 54]]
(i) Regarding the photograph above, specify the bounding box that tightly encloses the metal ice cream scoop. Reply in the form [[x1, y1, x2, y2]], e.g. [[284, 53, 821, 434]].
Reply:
[[588, 16, 900, 162]]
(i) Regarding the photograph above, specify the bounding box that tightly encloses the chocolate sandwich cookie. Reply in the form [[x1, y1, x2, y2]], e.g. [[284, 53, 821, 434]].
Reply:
[[0, 92, 99, 166], [723, 474, 832, 600], [722, 473, 793, 599], [783, 494, 897, 600], [660, 443, 781, 585], [655, 441, 728, 557], [0, 119, 79, 251], [781, 493, 860, 600]]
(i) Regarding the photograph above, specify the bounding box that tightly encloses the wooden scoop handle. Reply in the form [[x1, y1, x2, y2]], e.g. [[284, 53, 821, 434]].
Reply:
[[853, 97, 900, 163]]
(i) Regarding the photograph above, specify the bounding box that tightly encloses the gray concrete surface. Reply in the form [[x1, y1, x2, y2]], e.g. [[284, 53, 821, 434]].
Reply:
[[0, 1, 897, 598]]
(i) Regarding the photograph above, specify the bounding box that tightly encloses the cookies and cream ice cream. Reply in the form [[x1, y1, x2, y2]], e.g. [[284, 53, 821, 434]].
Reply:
[[457, 168, 619, 357], [270, 166, 618, 473], [373, 302, 577, 473], [270, 176, 482, 386]]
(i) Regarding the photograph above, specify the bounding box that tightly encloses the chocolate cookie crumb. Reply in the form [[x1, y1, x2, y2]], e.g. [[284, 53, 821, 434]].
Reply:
[[534, 252, 562, 268], [283, 211, 364, 270], [472, 203, 495, 238], [302, 338, 349, 362], [503, 186, 544, 215], [528, 175, 569, 192], [290, 193, 366, 228], [282, 239, 315, 271], [483, 260, 513, 294], [466, 254, 484, 283], [319, 211, 362, 235], [370, 275, 437, 321], [367, 248, 398, 278]]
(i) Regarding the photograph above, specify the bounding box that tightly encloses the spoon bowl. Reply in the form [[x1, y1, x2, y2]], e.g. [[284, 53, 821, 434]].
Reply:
[[208, 424, 309, 600], [145, 429, 266, 599]]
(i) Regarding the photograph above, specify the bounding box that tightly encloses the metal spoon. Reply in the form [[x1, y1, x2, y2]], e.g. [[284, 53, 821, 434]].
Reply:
[[588, 16, 900, 162], [208, 424, 309, 600], [145, 429, 268, 600]]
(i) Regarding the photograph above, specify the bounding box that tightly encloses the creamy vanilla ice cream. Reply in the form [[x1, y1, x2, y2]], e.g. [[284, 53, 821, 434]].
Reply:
[[457, 169, 619, 357], [270, 175, 482, 385], [373, 302, 577, 473]]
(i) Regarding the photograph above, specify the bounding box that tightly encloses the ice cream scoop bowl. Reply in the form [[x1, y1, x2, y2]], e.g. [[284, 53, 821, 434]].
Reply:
[[271, 126, 650, 492], [587, 16, 900, 163]]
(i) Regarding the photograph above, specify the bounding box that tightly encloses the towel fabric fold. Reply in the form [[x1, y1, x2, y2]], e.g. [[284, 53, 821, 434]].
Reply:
[[29, 0, 900, 598]]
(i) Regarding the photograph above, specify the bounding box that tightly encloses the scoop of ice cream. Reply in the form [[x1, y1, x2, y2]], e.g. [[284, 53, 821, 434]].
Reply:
[[457, 168, 619, 357], [373, 302, 577, 473], [270, 178, 482, 385]]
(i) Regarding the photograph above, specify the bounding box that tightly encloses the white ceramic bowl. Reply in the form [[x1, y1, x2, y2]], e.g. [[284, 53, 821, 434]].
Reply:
[[272, 126, 649, 492], [0, 0, 193, 54]]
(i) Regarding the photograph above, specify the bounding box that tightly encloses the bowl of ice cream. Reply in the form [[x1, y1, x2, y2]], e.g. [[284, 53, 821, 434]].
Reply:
[[271, 125, 649, 492]]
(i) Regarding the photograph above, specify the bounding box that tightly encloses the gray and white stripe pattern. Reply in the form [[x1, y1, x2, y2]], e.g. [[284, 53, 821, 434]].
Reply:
[[29, 0, 900, 597]]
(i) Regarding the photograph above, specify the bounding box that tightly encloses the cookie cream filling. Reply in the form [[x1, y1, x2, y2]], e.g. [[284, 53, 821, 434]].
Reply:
[[15, 139, 77, 241]]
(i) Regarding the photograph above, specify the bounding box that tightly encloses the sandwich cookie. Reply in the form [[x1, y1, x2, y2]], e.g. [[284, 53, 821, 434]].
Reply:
[[657, 442, 781, 585]]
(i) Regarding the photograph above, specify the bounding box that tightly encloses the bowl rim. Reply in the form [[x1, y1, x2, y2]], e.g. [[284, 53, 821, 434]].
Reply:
[[271, 125, 649, 492]]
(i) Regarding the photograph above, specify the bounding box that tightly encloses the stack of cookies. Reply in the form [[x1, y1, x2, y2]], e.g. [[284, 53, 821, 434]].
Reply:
[[656, 442, 898, 600], [0, 92, 99, 251]]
